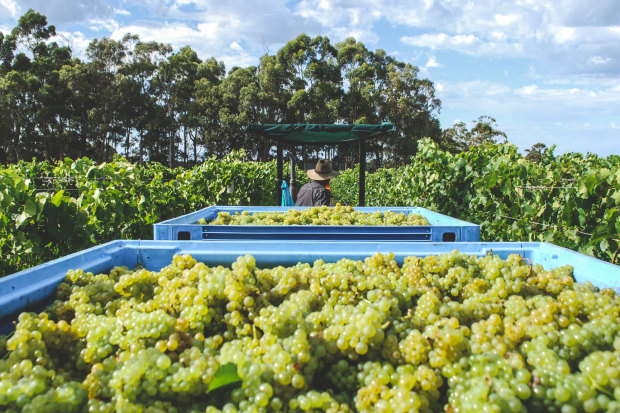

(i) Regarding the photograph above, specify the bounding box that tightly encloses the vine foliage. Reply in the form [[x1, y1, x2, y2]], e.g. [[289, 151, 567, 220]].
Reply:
[[332, 139, 620, 262], [1, 143, 619, 277]]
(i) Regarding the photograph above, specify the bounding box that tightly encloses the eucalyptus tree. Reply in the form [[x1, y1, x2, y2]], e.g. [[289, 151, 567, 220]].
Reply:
[[525, 142, 548, 163], [0, 31, 17, 76], [380, 62, 441, 166], [117, 34, 172, 163], [85, 37, 127, 161], [275, 34, 312, 123], [0, 9, 72, 162], [274, 34, 343, 162], [333, 38, 384, 166], [442, 116, 507, 153], [192, 57, 225, 162], [303, 36, 342, 125], [253, 54, 290, 161], [275, 34, 342, 124], [256, 54, 289, 124], [0, 31, 16, 160], [216, 66, 260, 158], [336, 37, 377, 125], [151, 46, 201, 167], [334, 37, 442, 167], [59, 61, 98, 159]]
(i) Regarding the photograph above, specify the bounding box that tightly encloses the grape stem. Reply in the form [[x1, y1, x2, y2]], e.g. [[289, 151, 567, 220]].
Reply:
[[584, 373, 614, 397], [521, 257, 533, 276]]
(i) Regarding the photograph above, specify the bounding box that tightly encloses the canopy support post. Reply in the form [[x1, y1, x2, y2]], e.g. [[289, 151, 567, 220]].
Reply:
[[289, 151, 297, 202], [277, 141, 283, 205], [359, 139, 366, 206]]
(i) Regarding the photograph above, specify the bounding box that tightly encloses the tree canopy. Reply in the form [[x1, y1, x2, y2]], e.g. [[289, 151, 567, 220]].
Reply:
[[0, 10, 496, 168]]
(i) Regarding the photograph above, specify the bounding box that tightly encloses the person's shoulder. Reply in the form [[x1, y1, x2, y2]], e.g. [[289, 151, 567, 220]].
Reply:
[[299, 180, 320, 189]]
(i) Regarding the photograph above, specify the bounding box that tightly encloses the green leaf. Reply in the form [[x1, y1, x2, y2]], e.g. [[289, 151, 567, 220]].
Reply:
[[207, 363, 242, 393], [51, 190, 65, 207], [24, 199, 37, 218], [577, 208, 586, 227], [523, 204, 536, 216], [595, 168, 610, 182], [578, 173, 597, 195], [612, 190, 620, 205]]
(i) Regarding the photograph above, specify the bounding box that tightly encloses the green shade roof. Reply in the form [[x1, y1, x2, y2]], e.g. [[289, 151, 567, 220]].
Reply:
[[247, 123, 395, 144]]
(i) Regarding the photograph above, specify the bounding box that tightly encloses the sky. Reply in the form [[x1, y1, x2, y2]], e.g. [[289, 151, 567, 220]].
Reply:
[[1, 0, 619, 157]]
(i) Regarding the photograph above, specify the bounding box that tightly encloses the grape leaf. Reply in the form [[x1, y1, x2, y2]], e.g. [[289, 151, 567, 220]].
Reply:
[[24, 199, 37, 218], [207, 362, 242, 393], [51, 190, 65, 207], [595, 168, 610, 182]]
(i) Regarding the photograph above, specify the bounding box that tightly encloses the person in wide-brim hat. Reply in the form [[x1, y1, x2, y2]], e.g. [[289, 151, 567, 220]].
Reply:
[[306, 159, 339, 180], [295, 159, 339, 206]]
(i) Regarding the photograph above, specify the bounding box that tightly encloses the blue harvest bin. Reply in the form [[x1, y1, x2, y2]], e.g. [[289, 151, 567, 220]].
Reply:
[[1, 240, 619, 333], [153, 206, 480, 242]]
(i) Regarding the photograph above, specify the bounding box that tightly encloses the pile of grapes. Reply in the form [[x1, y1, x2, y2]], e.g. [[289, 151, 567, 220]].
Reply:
[[1, 251, 619, 412], [197, 205, 430, 226]]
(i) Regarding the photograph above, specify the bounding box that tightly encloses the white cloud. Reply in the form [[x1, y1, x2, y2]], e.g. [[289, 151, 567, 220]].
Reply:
[[6, 0, 116, 24], [425, 55, 441, 69], [4, 0, 618, 79], [109, 20, 260, 69], [588, 56, 610, 65], [294, 0, 381, 45], [436, 77, 620, 156], [0, 0, 19, 19], [229, 41, 243, 52], [114, 8, 131, 17], [401, 32, 523, 57], [552, 26, 576, 44], [290, 1, 620, 77], [88, 18, 121, 33], [519, 85, 543, 96], [494, 13, 519, 25]]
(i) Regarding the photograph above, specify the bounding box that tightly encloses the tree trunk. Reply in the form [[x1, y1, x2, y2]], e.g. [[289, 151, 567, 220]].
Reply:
[[126, 130, 131, 158], [13, 120, 22, 162], [139, 131, 144, 165], [80, 118, 86, 157], [193, 129, 198, 163], [183, 126, 188, 167], [168, 129, 174, 168]]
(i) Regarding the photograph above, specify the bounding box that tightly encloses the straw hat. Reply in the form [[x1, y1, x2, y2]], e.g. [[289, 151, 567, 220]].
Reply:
[[307, 159, 339, 180]]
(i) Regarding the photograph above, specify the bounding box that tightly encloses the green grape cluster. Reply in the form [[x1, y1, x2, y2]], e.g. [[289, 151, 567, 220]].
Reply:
[[0, 250, 619, 412], [200, 204, 430, 226], [445, 353, 532, 413]]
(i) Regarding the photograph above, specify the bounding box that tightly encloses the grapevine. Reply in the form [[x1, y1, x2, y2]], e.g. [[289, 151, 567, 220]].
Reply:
[[1, 251, 619, 412]]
